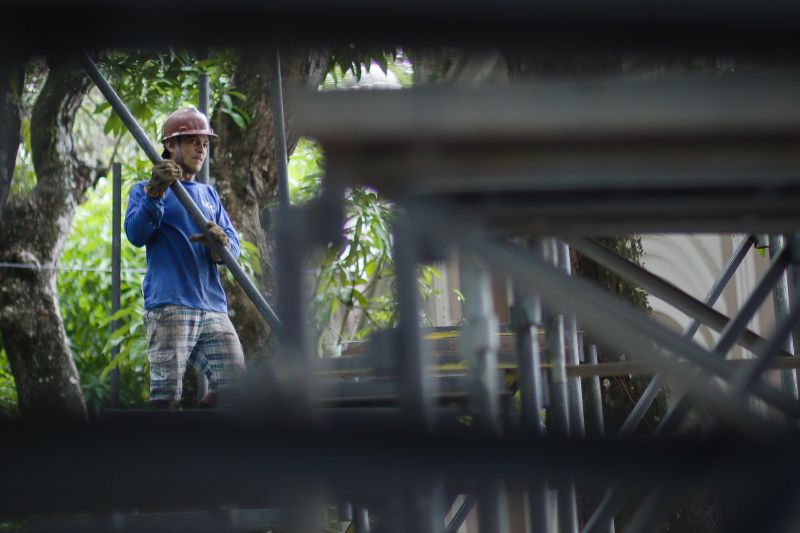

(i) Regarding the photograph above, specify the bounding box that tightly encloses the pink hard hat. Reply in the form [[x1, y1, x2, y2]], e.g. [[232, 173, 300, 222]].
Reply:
[[160, 107, 217, 142]]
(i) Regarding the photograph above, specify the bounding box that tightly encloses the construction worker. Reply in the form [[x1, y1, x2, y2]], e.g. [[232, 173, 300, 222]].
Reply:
[[125, 107, 245, 409]]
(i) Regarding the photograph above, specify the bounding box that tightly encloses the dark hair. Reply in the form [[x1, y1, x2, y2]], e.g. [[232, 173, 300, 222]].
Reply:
[[161, 137, 176, 159]]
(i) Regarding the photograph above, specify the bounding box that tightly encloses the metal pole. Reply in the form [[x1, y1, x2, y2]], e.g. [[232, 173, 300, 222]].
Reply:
[[446, 495, 475, 533], [459, 255, 501, 434], [732, 283, 800, 395], [274, 207, 311, 414], [478, 480, 510, 533], [511, 275, 549, 533], [617, 234, 755, 437], [558, 241, 585, 438], [110, 162, 121, 408], [583, 235, 758, 533], [354, 507, 370, 533], [542, 240, 578, 533], [197, 53, 210, 400], [769, 235, 798, 402], [394, 215, 435, 428], [617, 242, 794, 531], [584, 345, 615, 533], [584, 345, 604, 438], [269, 48, 291, 211], [512, 287, 544, 434], [412, 481, 444, 533], [544, 240, 570, 437], [786, 234, 800, 394], [81, 52, 283, 336], [460, 234, 800, 422], [569, 237, 784, 357], [198, 54, 210, 185]]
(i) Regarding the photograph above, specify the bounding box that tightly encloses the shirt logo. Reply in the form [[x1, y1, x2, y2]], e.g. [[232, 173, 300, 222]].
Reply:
[[202, 198, 215, 214]]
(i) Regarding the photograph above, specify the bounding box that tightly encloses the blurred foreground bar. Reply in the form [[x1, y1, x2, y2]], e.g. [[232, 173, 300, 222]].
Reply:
[[295, 75, 800, 235], [2, 415, 800, 519], [6, 0, 800, 54]]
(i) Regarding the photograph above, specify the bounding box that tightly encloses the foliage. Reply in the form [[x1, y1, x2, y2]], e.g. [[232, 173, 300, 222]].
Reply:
[[2, 48, 423, 414], [323, 50, 412, 90], [9, 60, 48, 198], [329, 45, 398, 84], [0, 348, 19, 417], [57, 177, 149, 412], [92, 49, 246, 141], [289, 139, 441, 356]]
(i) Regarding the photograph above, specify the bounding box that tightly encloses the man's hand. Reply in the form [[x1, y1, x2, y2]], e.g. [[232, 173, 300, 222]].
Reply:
[[146, 160, 182, 197], [190, 221, 230, 262]]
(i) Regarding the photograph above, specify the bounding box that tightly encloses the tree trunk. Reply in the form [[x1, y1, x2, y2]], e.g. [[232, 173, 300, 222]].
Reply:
[[0, 60, 23, 225], [0, 57, 91, 420], [212, 47, 329, 361]]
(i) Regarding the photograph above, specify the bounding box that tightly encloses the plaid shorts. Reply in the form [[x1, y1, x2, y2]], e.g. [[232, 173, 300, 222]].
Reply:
[[144, 305, 245, 401]]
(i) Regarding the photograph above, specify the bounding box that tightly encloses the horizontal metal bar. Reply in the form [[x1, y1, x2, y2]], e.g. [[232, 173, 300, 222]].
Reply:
[[299, 78, 800, 234], [81, 52, 282, 335], [10, 2, 800, 54], [570, 237, 788, 357], [567, 356, 800, 379], [3, 416, 800, 519], [298, 77, 800, 147], [316, 353, 800, 382], [31, 508, 286, 533]]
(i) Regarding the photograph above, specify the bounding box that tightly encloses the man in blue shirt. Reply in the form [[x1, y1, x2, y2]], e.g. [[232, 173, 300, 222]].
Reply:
[[125, 107, 244, 409]]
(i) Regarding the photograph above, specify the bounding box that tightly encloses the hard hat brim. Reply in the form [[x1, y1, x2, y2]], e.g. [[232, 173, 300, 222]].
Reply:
[[161, 130, 218, 142]]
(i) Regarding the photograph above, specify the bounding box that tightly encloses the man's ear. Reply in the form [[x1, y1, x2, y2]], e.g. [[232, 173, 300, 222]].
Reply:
[[165, 139, 175, 155]]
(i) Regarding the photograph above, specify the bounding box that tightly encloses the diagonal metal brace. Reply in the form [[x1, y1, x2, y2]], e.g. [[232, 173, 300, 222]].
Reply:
[[453, 231, 800, 420], [569, 237, 789, 358]]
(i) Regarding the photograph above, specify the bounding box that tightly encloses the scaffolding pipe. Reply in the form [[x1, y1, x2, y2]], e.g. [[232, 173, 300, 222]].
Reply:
[[605, 240, 795, 530], [543, 240, 578, 533], [197, 58, 210, 400], [446, 495, 475, 533], [512, 287, 545, 433], [354, 507, 370, 533], [769, 235, 799, 402], [616, 234, 755, 438], [584, 345, 604, 439], [81, 52, 283, 336], [198, 60, 210, 185], [787, 234, 800, 395], [656, 245, 785, 433], [110, 162, 121, 408], [570, 237, 785, 357], [269, 48, 291, 211], [478, 480, 510, 533], [459, 255, 501, 434], [558, 241, 585, 438], [511, 278, 549, 533], [732, 282, 800, 394], [462, 235, 800, 422], [274, 208, 311, 413], [584, 345, 615, 533], [394, 217, 435, 428]]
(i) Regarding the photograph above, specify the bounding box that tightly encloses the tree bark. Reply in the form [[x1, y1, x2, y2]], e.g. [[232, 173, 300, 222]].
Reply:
[[0, 57, 91, 420], [0, 60, 23, 226], [212, 47, 329, 361]]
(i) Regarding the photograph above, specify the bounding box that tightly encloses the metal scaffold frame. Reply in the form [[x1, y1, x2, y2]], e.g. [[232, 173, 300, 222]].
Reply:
[[4, 6, 800, 531]]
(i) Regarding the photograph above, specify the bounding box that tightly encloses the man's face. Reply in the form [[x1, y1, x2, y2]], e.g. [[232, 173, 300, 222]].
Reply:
[[168, 135, 209, 175]]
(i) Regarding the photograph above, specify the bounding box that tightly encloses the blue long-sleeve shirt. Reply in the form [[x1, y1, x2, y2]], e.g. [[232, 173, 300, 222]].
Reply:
[[125, 180, 240, 312]]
